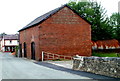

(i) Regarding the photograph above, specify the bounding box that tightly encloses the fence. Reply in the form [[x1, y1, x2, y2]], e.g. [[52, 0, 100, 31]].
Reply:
[[41, 51, 73, 61]]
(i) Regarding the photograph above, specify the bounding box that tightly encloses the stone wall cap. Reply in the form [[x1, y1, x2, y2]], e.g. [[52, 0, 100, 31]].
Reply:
[[74, 56, 120, 60]]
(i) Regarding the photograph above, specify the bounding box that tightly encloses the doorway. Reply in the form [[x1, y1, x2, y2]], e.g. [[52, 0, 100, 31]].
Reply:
[[24, 42, 27, 58], [19, 44, 22, 57], [31, 42, 35, 60]]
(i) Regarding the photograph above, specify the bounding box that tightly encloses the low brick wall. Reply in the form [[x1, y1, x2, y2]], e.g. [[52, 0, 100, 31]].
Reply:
[[73, 56, 120, 78]]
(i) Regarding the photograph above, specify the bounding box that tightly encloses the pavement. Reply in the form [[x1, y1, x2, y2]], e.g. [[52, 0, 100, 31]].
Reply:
[[35, 61, 116, 79], [45, 60, 73, 69], [0, 52, 117, 80]]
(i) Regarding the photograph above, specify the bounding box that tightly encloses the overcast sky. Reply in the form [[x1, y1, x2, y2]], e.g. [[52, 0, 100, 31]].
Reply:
[[0, 0, 119, 34]]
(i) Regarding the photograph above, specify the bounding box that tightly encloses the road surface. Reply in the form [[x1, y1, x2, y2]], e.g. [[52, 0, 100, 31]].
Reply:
[[0, 52, 115, 79]]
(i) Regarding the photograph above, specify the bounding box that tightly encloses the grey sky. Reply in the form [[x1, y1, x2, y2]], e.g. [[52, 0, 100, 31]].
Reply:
[[0, 0, 119, 34]]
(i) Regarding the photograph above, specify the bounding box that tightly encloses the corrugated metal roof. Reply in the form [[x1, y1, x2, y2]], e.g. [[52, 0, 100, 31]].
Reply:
[[18, 4, 91, 32], [92, 39, 120, 49]]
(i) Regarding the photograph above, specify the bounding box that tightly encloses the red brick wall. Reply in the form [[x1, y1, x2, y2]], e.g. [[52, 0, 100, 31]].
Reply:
[[19, 26, 40, 60], [39, 7, 91, 57], [19, 6, 91, 61]]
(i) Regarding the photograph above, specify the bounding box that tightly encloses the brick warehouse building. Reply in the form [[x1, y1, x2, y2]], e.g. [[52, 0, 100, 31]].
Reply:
[[19, 4, 91, 61]]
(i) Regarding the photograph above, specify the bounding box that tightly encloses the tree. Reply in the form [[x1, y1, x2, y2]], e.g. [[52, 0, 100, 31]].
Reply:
[[110, 12, 120, 41], [0, 32, 7, 37], [68, 0, 113, 41]]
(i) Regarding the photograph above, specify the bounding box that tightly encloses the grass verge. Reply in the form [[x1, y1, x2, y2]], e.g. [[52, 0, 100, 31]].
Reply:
[[92, 52, 119, 57]]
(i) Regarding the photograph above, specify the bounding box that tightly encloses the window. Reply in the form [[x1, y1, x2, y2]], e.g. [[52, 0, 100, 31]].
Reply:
[[10, 40, 12, 43], [17, 40, 19, 43]]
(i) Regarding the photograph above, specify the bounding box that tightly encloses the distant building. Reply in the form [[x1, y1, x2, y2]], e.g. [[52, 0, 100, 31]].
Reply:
[[18, 4, 91, 61], [92, 39, 120, 50], [0, 34, 19, 52], [0, 36, 2, 51]]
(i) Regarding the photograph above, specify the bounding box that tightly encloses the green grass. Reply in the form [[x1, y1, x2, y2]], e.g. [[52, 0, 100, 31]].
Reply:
[[92, 52, 119, 57]]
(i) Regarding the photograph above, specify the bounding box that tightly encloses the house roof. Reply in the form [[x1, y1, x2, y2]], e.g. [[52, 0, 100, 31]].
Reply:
[[0, 37, 2, 41], [18, 4, 91, 32], [3, 34, 18, 40]]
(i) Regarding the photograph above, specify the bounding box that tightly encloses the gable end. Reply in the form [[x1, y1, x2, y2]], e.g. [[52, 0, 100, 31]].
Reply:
[[18, 4, 91, 32]]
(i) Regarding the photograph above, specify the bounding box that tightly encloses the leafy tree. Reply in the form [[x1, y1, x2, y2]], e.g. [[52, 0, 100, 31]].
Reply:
[[68, 0, 113, 41], [0, 32, 7, 37], [110, 12, 120, 41]]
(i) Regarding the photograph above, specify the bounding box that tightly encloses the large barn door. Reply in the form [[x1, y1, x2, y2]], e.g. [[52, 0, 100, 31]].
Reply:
[[24, 42, 27, 58], [31, 42, 35, 60]]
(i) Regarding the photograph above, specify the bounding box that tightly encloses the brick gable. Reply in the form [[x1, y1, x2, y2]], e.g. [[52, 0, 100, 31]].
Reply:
[[19, 6, 91, 61]]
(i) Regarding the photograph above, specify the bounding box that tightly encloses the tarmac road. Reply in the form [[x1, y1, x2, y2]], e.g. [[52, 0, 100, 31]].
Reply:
[[0, 53, 2, 81], [0, 52, 115, 79]]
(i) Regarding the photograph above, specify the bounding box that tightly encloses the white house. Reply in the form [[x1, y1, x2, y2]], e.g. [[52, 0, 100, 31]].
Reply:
[[0, 34, 19, 52]]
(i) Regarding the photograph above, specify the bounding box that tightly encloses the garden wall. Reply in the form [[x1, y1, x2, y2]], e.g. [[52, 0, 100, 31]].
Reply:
[[73, 56, 120, 78]]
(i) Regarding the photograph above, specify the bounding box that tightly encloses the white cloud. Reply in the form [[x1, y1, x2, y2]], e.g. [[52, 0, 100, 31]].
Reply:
[[97, 0, 119, 17]]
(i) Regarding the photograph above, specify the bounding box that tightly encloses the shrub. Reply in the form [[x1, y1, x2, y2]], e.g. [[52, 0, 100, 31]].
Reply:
[[14, 46, 19, 57]]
